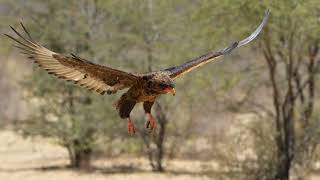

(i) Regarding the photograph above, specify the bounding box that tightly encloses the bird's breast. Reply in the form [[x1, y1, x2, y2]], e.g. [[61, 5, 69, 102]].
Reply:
[[137, 95, 157, 102], [136, 88, 158, 102]]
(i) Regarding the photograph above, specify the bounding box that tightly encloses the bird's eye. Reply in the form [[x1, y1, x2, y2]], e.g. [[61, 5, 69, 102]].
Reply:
[[159, 83, 167, 88]]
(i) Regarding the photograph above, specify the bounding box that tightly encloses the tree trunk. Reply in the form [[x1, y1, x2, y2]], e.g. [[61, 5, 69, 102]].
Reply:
[[153, 122, 165, 172], [67, 139, 92, 169], [152, 103, 167, 172], [276, 150, 291, 180], [73, 148, 92, 169], [140, 102, 167, 172]]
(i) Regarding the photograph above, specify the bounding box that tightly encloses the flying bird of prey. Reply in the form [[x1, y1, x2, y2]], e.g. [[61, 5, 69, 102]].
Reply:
[[5, 11, 269, 135]]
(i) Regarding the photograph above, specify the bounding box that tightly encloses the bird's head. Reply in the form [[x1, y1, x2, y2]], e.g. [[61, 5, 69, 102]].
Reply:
[[156, 78, 175, 96], [144, 72, 176, 96]]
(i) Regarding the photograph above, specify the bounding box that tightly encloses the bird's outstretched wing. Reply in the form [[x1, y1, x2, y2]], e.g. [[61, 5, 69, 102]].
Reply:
[[164, 10, 270, 80], [5, 23, 140, 95]]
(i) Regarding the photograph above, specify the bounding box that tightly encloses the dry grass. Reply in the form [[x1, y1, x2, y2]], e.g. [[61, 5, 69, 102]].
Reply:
[[0, 130, 319, 180], [0, 130, 213, 180]]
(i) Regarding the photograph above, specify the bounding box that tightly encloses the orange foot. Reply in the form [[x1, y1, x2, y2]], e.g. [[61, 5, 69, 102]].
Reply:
[[127, 117, 136, 135], [145, 113, 157, 131]]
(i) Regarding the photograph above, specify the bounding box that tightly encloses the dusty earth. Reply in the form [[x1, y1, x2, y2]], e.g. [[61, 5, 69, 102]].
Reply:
[[0, 130, 319, 180], [0, 130, 214, 180]]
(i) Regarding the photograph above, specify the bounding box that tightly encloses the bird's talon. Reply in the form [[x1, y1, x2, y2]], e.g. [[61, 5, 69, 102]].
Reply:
[[145, 120, 151, 129], [145, 113, 157, 131]]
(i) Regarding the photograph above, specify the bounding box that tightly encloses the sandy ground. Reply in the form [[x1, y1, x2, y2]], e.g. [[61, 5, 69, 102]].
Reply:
[[0, 130, 319, 180], [0, 130, 214, 180]]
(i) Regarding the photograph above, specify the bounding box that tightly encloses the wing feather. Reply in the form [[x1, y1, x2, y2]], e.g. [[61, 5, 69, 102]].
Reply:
[[164, 10, 270, 79], [5, 23, 141, 94]]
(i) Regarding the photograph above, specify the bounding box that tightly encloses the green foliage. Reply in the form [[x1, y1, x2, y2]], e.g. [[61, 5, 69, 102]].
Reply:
[[5, 0, 320, 177], [193, 0, 320, 179], [8, 0, 124, 167], [3, 0, 259, 155]]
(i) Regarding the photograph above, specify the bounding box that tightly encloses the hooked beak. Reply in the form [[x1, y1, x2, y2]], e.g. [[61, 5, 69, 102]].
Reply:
[[171, 88, 176, 96], [164, 87, 176, 96]]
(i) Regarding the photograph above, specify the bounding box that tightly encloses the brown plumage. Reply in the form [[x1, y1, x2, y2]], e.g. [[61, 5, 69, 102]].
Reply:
[[5, 11, 269, 135]]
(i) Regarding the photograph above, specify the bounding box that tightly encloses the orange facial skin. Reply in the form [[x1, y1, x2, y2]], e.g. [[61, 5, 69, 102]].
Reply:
[[163, 87, 176, 96]]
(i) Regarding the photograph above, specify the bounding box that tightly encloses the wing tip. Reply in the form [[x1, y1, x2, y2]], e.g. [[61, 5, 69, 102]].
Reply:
[[237, 9, 270, 47]]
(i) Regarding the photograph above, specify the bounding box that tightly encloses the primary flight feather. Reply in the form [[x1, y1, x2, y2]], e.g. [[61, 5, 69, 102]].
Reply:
[[5, 10, 270, 135]]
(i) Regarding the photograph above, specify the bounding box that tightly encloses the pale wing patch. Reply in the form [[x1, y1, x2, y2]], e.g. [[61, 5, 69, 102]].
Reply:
[[6, 23, 139, 95], [6, 30, 110, 95], [30, 48, 111, 95]]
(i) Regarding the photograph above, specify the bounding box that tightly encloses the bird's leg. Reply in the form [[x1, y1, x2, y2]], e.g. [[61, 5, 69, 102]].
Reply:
[[116, 95, 137, 135], [145, 113, 157, 130], [127, 117, 136, 135]]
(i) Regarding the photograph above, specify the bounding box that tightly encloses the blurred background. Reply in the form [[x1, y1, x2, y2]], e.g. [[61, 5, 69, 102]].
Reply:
[[1, 0, 320, 180]]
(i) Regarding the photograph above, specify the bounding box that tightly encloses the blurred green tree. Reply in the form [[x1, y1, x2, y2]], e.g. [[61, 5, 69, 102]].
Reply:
[[194, 0, 320, 179], [9, 0, 123, 169], [2, 0, 255, 173]]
